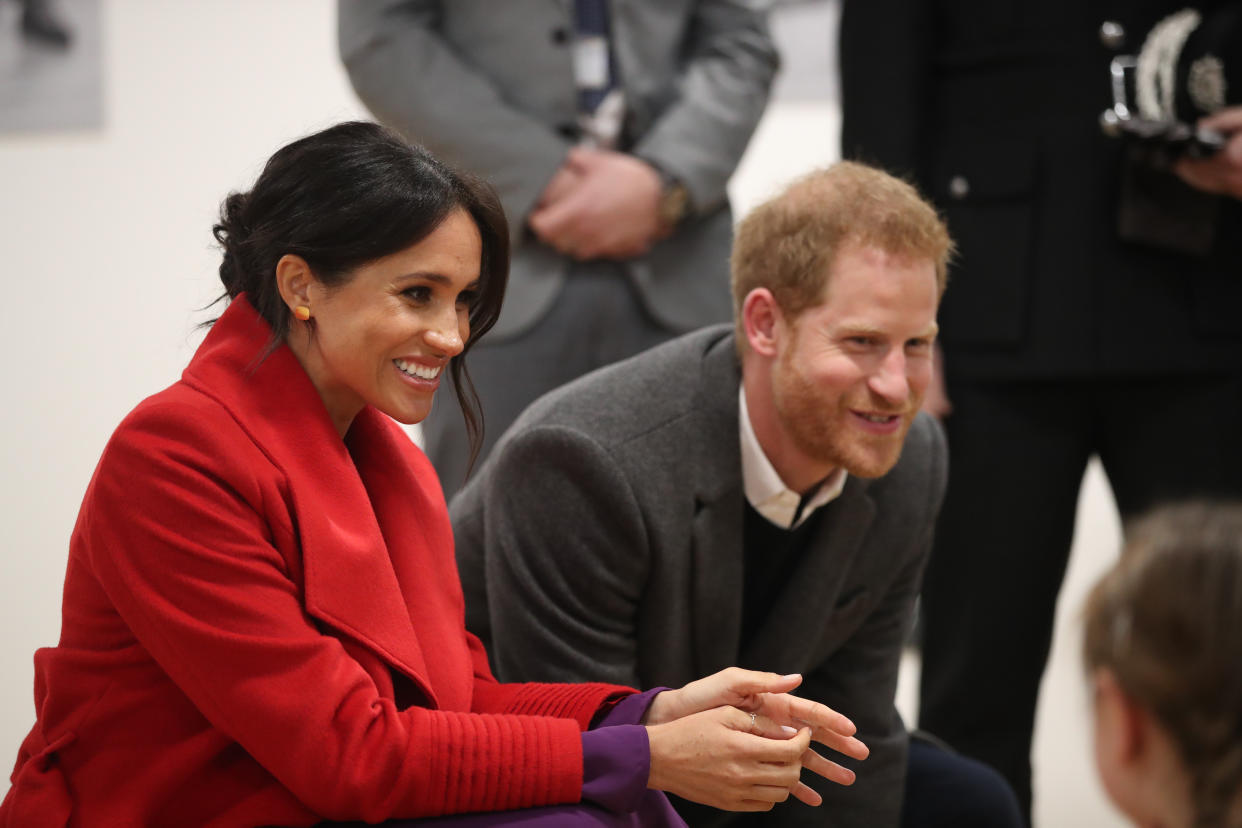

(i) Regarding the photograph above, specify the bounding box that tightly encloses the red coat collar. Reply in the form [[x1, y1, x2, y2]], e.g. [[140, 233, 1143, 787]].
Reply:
[[179, 296, 461, 707]]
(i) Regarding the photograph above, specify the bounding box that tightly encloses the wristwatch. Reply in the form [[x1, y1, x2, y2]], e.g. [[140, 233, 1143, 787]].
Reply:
[[645, 162, 690, 230], [658, 175, 690, 230]]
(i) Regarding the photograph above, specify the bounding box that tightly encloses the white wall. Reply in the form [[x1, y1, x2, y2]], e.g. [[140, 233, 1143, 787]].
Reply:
[[0, 0, 370, 785], [0, 3, 1127, 825]]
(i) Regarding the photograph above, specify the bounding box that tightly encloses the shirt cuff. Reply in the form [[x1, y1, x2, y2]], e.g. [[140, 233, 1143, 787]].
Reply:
[[580, 688, 669, 813], [580, 724, 650, 814], [594, 686, 666, 727]]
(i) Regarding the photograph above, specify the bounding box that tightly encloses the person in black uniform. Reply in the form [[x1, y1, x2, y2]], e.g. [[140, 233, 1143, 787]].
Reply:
[[839, 2, 1242, 823]]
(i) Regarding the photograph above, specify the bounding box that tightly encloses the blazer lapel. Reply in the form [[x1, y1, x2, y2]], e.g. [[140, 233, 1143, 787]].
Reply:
[[181, 298, 437, 705], [687, 332, 747, 677], [740, 479, 877, 673]]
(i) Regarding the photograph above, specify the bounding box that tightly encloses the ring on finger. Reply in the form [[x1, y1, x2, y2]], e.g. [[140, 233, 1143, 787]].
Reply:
[[750, 712, 757, 727]]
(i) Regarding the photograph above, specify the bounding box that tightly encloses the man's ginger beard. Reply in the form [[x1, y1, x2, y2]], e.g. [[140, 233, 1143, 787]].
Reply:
[[770, 330, 923, 480]]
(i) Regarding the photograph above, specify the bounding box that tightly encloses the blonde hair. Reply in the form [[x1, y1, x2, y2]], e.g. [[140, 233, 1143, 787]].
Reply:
[[730, 161, 953, 348], [1083, 501, 1242, 828]]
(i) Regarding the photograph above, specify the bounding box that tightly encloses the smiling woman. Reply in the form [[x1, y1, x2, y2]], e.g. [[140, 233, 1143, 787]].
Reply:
[[211, 122, 509, 465], [276, 209, 484, 435], [0, 122, 870, 827]]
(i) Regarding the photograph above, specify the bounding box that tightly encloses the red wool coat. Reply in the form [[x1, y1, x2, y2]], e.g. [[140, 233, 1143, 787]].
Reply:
[[1, 298, 631, 827]]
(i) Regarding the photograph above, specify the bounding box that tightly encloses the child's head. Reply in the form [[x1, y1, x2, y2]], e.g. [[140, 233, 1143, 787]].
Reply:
[[1083, 501, 1242, 828]]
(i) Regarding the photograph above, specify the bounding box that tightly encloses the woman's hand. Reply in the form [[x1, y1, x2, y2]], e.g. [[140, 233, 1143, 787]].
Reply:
[[647, 668, 868, 758], [646, 705, 815, 811], [645, 667, 803, 725], [644, 668, 870, 806]]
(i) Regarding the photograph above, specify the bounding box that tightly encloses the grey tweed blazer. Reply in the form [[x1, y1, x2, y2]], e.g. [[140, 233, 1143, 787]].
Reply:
[[452, 325, 948, 827]]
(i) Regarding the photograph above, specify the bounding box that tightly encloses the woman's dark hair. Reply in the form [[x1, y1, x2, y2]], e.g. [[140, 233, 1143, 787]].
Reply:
[[212, 121, 509, 469], [1083, 501, 1242, 827]]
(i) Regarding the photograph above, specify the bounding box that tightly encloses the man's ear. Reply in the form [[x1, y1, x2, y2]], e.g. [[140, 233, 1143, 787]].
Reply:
[[741, 288, 785, 358], [275, 254, 315, 314]]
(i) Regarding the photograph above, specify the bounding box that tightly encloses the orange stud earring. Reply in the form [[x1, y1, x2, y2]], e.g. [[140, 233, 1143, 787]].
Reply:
[[293, 305, 311, 321]]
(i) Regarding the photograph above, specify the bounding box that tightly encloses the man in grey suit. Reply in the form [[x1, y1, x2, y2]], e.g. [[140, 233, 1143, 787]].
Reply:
[[338, 0, 778, 495], [452, 163, 1022, 826]]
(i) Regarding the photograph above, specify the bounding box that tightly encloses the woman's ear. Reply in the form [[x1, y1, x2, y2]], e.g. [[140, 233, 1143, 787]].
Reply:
[[275, 254, 315, 315], [741, 288, 785, 358]]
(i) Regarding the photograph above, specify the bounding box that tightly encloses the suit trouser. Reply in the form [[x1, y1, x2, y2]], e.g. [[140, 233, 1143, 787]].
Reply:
[[322, 790, 681, 827], [918, 372, 1242, 825], [422, 261, 676, 500], [672, 732, 1022, 827]]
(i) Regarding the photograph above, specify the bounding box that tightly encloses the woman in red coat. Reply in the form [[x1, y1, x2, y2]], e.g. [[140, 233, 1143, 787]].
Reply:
[[0, 122, 867, 827]]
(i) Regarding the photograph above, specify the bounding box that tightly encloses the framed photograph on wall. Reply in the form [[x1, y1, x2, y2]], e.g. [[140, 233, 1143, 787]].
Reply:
[[0, 0, 101, 132]]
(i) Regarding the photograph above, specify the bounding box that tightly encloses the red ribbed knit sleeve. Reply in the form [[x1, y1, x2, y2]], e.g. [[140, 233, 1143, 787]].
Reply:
[[411, 709, 584, 815], [466, 631, 637, 730]]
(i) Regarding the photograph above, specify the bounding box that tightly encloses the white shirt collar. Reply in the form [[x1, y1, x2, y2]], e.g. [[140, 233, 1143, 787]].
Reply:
[[738, 385, 846, 529]]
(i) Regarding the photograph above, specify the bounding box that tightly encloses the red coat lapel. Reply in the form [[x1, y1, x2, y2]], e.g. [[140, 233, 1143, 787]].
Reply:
[[180, 297, 445, 706], [347, 408, 474, 711]]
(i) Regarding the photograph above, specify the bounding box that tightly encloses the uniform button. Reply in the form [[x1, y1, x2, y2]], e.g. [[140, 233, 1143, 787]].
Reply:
[[1099, 21, 1125, 50], [551, 26, 569, 45], [948, 175, 970, 199]]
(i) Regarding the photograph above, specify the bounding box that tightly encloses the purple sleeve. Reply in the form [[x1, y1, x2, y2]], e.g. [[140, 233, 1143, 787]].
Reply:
[[580, 688, 668, 813], [594, 687, 667, 728]]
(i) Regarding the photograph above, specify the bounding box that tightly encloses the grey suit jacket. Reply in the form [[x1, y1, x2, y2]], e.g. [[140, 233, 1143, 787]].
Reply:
[[452, 325, 949, 828], [338, 0, 778, 339]]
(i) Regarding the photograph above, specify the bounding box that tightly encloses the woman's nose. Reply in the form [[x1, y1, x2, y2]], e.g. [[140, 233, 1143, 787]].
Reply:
[[424, 310, 464, 357]]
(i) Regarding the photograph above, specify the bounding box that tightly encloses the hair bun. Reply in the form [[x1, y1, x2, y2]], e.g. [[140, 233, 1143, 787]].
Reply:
[[213, 191, 251, 297]]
